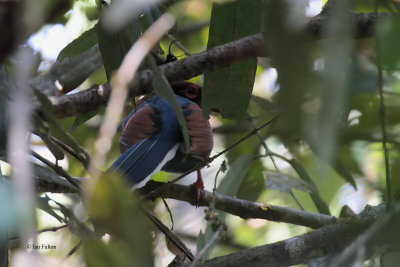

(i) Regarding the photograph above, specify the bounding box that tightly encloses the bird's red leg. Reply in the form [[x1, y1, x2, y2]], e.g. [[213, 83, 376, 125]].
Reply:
[[192, 169, 204, 202]]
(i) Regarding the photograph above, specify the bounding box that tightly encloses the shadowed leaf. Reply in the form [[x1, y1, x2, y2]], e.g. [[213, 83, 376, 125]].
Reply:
[[57, 24, 98, 62], [70, 108, 99, 132], [87, 173, 153, 267], [264, 171, 315, 193], [84, 238, 132, 267], [203, 0, 262, 121], [36, 195, 66, 223], [151, 61, 190, 149], [33, 89, 90, 165], [97, 7, 142, 80], [288, 158, 331, 215]]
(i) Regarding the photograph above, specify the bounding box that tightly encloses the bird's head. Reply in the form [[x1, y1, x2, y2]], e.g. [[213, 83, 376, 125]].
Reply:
[[171, 82, 202, 107]]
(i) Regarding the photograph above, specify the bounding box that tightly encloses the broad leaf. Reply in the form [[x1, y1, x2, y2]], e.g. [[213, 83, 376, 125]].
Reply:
[[379, 16, 400, 71], [217, 155, 254, 197], [236, 159, 265, 202], [264, 171, 315, 193], [33, 123, 65, 161], [69, 108, 100, 132], [151, 61, 190, 149], [36, 195, 66, 223], [57, 24, 98, 62], [33, 89, 90, 165], [87, 173, 153, 267], [97, 6, 142, 80], [288, 158, 331, 215], [202, 0, 262, 121], [84, 238, 132, 267]]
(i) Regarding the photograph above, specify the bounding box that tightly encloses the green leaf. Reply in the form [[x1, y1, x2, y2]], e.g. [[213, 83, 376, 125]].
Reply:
[[391, 154, 400, 201], [264, 0, 312, 140], [36, 195, 66, 223], [33, 89, 90, 165], [84, 238, 132, 267], [264, 171, 316, 193], [217, 155, 254, 197], [57, 24, 98, 62], [236, 159, 264, 201], [352, 0, 396, 12], [196, 229, 213, 258], [34, 126, 64, 161], [151, 60, 190, 149], [97, 9, 142, 80], [288, 158, 331, 215], [379, 16, 400, 71], [87, 173, 153, 267], [202, 0, 262, 121], [331, 158, 357, 189], [69, 108, 99, 132]]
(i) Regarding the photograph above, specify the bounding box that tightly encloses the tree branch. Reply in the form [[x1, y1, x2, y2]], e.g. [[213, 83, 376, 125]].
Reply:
[[140, 181, 336, 229], [34, 171, 335, 229], [199, 204, 387, 267], [49, 12, 387, 118], [30, 45, 102, 96]]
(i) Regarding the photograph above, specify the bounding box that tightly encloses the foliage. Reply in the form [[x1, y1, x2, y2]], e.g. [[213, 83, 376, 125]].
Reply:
[[1, 0, 400, 266]]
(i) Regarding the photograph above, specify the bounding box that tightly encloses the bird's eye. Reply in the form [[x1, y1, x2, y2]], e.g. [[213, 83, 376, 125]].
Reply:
[[185, 85, 198, 99]]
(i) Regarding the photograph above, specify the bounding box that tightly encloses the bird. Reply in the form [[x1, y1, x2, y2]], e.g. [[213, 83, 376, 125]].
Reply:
[[107, 82, 213, 200]]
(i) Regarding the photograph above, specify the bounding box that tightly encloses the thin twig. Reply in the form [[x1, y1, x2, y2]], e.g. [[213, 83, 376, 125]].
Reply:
[[166, 34, 192, 56], [190, 225, 224, 267], [247, 113, 278, 168], [31, 150, 81, 191], [9, 224, 69, 241], [173, 231, 247, 250], [211, 162, 225, 209], [162, 198, 174, 231], [209, 115, 280, 162], [140, 205, 194, 261], [375, 4, 391, 204], [38, 224, 68, 234], [63, 240, 82, 261], [247, 113, 304, 210], [144, 116, 280, 200], [289, 190, 304, 210], [50, 136, 89, 168]]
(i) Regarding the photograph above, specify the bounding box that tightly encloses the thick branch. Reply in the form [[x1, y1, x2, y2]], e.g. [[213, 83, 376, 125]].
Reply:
[[30, 45, 102, 96], [200, 204, 387, 267], [51, 12, 387, 118], [35, 173, 335, 229], [141, 181, 336, 229]]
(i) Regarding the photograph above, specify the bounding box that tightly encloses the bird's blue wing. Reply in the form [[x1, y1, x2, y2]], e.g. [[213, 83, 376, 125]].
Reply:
[[108, 96, 181, 187]]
